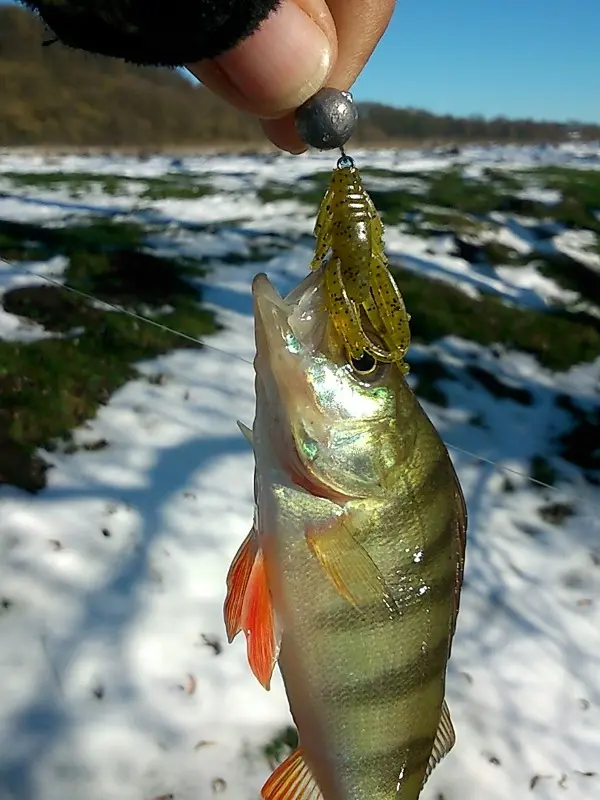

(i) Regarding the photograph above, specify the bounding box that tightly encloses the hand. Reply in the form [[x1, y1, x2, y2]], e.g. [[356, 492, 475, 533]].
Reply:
[[187, 0, 396, 153]]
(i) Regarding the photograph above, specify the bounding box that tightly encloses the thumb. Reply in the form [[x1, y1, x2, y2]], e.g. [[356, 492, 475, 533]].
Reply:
[[187, 0, 337, 120]]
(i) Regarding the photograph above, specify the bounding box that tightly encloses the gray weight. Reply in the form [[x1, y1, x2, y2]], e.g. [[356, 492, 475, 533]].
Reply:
[[295, 88, 359, 150]]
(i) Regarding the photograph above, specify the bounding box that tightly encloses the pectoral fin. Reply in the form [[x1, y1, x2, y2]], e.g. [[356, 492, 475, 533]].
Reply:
[[305, 515, 399, 616], [262, 747, 322, 800], [422, 700, 456, 786], [224, 529, 280, 690]]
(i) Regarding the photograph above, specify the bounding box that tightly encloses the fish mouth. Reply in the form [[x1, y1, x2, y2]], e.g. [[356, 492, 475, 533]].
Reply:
[[253, 269, 325, 359], [252, 273, 292, 357], [252, 272, 350, 505], [252, 273, 314, 492]]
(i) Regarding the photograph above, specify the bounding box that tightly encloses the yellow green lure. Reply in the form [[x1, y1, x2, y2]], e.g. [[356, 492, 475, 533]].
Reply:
[[310, 153, 411, 370]]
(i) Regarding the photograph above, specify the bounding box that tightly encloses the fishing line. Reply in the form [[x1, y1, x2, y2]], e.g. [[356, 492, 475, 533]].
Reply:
[[444, 445, 560, 490], [13, 268, 252, 366], [2, 254, 599, 517]]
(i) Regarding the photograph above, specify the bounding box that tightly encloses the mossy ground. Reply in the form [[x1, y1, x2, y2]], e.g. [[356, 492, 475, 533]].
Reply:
[[0, 217, 218, 492], [262, 726, 299, 770], [2, 162, 600, 492], [395, 264, 600, 373], [1, 171, 214, 201]]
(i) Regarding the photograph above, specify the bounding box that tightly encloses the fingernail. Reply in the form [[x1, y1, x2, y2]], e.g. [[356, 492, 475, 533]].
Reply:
[[216, 2, 332, 113]]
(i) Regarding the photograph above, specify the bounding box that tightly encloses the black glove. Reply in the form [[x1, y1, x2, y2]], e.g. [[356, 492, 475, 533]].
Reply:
[[19, 0, 281, 66]]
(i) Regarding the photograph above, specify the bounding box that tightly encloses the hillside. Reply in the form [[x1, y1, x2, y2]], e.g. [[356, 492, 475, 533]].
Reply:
[[0, 5, 262, 147], [1, 5, 600, 147]]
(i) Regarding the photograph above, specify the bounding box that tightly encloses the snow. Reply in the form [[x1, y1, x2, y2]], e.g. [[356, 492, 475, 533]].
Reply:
[[0, 255, 68, 341], [494, 264, 580, 308], [384, 227, 575, 310], [554, 230, 600, 271], [516, 187, 563, 205], [0, 145, 599, 800]]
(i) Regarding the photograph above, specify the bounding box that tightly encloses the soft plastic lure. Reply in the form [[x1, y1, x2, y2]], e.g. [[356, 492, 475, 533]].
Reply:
[[310, 154, 412, 369]]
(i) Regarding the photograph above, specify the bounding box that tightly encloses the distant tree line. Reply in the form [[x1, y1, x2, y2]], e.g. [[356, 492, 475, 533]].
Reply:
[[353, 103, 598, 145], [1, 6, 598, 148]]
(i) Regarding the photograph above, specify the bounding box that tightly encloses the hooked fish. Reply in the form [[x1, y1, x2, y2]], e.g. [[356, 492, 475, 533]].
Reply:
[[225, 268, 467, 800]]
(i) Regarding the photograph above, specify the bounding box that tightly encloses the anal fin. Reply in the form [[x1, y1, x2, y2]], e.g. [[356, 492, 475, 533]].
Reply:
[[423, 699, 456, 786], [224, 529, 280, 690], [262, 748, 322, 800], [305, 515, 399, 617]]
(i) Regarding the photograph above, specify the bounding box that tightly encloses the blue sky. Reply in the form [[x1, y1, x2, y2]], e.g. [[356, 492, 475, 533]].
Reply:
[[353, 0, 600, 123], [3, 0, 599, 123]]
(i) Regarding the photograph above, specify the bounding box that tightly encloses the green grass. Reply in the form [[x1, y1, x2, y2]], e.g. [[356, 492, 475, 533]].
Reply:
[[425, 169, 505, 215], [140, 175, 214, 201], [367, 188, 419, 223], [409, 359, 455, 407], [392, 265, 600, 372], [257, 165, 600, 242], [519, 166, 600, 233], [256, 186, 299, 204], [405, 208, 486, 237], [262, 727, 298, 770], [1, 171, 131, 197], [495, 195, 553, 219], [0, 218, 218, 492], [1, 171, 215, 202], [480, 168, 525, 192], [358, 167, 423, 180], [0, 217, 144, 259]]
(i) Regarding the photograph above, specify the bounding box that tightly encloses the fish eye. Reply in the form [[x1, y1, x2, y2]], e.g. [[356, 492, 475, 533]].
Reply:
[[350, 351, 378, 376]]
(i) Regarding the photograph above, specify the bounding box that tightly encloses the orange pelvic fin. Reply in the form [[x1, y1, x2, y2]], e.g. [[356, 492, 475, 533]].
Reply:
[[224, 528, 280, 690], [305, 515, 399, 617], [262, 748, 322, 800]]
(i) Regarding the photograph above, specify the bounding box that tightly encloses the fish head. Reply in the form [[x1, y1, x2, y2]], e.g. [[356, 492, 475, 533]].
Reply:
[[252, 270, 417, 499]]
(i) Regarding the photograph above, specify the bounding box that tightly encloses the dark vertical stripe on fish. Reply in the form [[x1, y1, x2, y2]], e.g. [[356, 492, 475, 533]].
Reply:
[[323, 635, 449, 706], [312, 566, 457, 633], [348, 735, 434, 785]]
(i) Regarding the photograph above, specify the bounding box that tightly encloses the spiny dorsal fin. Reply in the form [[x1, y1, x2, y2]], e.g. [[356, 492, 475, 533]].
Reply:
[[236, 420, 254, 445], [262, 748, 322, 800], [423, 700, 456, 786]]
